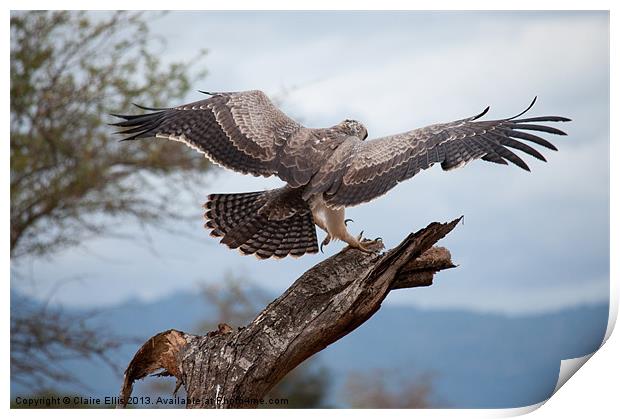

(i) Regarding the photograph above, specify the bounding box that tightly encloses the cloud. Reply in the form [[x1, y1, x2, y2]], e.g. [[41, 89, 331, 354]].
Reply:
[[13, 11, 609, 314]]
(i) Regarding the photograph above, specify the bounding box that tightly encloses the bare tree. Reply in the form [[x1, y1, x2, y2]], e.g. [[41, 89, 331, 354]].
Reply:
[[10, 10, 209, 390], [10, 296, 122, 390], [119, 219, 458, 408], [197, 275, 272, 333], [10, 11, 210, 259], [345, 369, 437, 408]]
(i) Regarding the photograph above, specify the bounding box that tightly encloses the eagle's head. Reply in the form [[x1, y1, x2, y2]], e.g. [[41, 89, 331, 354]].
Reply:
[[337, 119, 368, 141]]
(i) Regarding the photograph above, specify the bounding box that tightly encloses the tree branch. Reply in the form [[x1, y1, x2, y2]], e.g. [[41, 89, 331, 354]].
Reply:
[[118, 217, 461, 408]]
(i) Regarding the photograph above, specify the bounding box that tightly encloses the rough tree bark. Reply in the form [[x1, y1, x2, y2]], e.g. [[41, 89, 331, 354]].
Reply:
[[118, 217, 461, 408]]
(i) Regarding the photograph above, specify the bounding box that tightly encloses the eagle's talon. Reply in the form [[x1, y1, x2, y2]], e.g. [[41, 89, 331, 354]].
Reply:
[[344, 235, 384, 254], [344, 218, 354, 226], [320, 235, 331, 253], [344, 243, 372, 254], [359, 245, 376, 254], [354, 236, 384, 253]]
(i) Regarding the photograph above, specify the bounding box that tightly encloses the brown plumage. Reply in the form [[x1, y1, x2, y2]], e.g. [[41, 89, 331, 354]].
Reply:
[[112, 90, 570, 259], [204, 188, 318, 259]]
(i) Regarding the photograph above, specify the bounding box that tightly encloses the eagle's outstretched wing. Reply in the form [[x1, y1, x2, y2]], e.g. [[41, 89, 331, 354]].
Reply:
[[111, 90, 304, 177], [324, 98, 571, 207]]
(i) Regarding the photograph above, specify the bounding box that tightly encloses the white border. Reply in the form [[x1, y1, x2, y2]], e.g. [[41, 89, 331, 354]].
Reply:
[[4, 1, 616, 417], [2, 0, 618, 11]]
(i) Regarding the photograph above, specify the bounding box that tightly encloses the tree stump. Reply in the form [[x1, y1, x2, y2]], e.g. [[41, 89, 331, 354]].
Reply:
[[118, 217, 461, 408]]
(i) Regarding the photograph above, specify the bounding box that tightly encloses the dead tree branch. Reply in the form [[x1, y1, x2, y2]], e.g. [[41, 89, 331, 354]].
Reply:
[[118, 217, 460, 408]]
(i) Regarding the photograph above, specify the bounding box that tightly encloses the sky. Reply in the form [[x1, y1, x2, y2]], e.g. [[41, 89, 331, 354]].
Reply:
[[11, 10, 610, 315]]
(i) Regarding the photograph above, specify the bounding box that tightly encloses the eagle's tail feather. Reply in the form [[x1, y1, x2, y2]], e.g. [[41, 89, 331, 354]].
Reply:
[[203, 191, 318, 259]]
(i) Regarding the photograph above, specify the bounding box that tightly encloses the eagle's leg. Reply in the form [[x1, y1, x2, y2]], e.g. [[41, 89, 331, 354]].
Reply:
[[312, 212, 332, 252], [324, 207, 381, 253], [320, 236, 331, 253], [346, 232, 383, 253]]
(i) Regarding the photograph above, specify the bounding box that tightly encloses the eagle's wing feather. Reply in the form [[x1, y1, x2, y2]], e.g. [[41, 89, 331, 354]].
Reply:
[[112, 90, 303, 177], [325, 99, 570, 207]]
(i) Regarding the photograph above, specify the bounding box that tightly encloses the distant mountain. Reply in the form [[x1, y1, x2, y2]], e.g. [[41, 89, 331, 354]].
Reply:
[[319, 303, 608, 408], [10, 290, 608, 408]]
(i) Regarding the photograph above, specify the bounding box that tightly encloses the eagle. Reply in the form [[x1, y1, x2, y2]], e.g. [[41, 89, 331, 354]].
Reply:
[[112, 90, 569, 259]]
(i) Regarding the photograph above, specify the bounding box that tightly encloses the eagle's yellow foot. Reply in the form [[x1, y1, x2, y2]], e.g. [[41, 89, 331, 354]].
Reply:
[[344, 231, 384, 253]]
